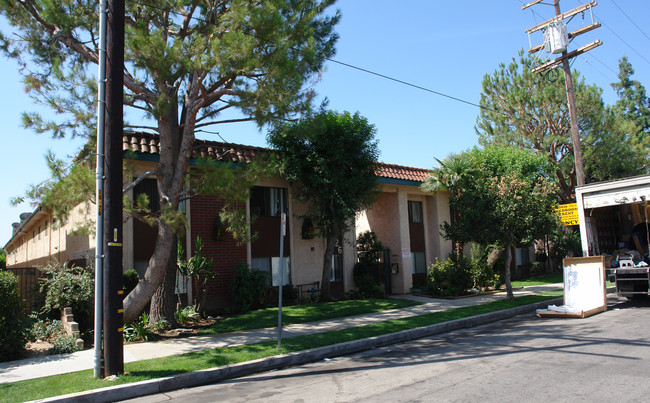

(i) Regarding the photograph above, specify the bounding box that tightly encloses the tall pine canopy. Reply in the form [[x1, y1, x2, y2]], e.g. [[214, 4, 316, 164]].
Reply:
[[0, 0, 340, 322]]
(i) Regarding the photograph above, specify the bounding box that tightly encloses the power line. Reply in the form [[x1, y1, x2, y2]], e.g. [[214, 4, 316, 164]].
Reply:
[[610, 0, 650, 43], [125, 0, 491, 112], [581, 56, 614, 82], [585, 52, 618, 75], [597, 16, 650, 66], [325, 58, 487, 110], [573, 0, 650, 66]]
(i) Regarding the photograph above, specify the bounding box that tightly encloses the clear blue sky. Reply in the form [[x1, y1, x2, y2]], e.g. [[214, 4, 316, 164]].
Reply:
[[1, 0, 649, 246]]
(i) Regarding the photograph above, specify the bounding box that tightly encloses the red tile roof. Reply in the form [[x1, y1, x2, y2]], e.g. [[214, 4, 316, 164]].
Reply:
[[123, 132, 430, 183], [123, 132, 266, 163], [378, 163, 430, 183]]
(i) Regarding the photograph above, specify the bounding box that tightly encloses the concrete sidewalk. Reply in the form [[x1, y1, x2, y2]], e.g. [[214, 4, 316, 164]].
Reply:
[[0, 283, 563, 386]]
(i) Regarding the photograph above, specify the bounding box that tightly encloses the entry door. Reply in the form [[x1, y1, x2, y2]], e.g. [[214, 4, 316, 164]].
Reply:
[[408, 201, 426, 287]]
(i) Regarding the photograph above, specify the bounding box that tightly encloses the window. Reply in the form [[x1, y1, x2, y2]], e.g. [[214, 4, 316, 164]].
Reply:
[[133, 178, 160, 212], [38, 225, 41, 240], [250, 186, 288, 217], [411, 251, 426, 274], [251, 257, 290, 286], [331, 254, 343, 282], [408, 201, 423, 223], [516, 247, 531, 267]]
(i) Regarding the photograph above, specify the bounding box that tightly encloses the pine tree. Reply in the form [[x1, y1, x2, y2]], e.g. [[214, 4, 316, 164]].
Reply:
[[1, 0, 340, 323]]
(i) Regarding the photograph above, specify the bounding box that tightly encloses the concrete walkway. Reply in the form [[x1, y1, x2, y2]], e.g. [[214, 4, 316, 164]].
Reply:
[[0, 283, 563, 386]]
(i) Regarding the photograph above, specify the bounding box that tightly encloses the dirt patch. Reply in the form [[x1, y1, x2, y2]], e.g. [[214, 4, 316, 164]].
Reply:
[[22, 317, 223, 357], [155, 317, 221, 339], [23, 341, 55, 359]]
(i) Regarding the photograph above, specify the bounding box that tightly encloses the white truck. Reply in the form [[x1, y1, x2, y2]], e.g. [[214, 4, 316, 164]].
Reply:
[[575, 175, 650, 298]]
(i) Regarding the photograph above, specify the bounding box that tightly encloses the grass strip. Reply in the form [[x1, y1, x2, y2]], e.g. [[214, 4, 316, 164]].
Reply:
[[199, 298, 423, 335], [510, 273, 563, 287], [0, 292, 561, 402], [509, 273, 614, 288]]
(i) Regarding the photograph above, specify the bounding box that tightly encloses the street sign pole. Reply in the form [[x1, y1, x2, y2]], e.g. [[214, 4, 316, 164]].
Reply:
[[277, 212, 286, 349]]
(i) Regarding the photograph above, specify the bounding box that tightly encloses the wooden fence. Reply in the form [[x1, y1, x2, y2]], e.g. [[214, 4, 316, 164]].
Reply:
[[4, 267, 44, 313]]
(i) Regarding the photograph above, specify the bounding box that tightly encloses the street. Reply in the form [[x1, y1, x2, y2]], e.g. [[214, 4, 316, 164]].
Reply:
[[125, 296, 650, 402]]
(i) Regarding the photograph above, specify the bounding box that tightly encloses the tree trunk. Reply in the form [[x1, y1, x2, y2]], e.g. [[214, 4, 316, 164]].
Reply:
[[149, 232, 178, 326], [196, 280, 209, 316], [123, 221, 175, 323], [123, 95, 194, 324], [320, 226, 338, 301], [504, 242, 514, 301]]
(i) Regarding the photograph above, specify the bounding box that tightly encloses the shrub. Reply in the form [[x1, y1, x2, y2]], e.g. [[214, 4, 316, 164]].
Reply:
[[174, 305, 199, 326], [27, 316, 64, 342], [178, 237, 216, 315], [0, 271, 29, 361], [123, 312, 153, 342], [26, 315, 84, 355], [357, 231, 384, 265], [425, 254, 472, 297], [353, 262, 383, 298], [230, 262, 269, 312], [123, 269, 140, 295], [550, 228, 582, 270], [39, 262, 94, 331], [531, 261, 546, 277], [469, 244, 500, 290], [49, 332, 82, 355]]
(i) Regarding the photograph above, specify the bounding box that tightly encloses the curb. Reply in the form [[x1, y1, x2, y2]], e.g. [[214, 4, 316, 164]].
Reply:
[[40, 297, 563, 402]]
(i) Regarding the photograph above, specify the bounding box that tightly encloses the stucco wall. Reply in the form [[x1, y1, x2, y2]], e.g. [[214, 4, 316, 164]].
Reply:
[[6, 203, 96, 269], [356, 183, 453, 294]]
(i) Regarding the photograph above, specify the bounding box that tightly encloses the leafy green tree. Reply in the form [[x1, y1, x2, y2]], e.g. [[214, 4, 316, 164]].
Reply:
[[611, 57, 650, 134], [0, 248, 6, 269], [605, 57, 650, 175], [0, 271, 28, 361], [268, 110, 380, 300], [421, 152, 477, 255], [475, 51, 641, 202], [441, 146, 559, 300], [38, 262, 94, 330], [582, 109, 648, 182], [1, 1, 340, 323]]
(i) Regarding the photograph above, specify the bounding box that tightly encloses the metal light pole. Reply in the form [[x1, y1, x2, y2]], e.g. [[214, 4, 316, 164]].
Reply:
[[93, 0, 108, 379], [277, 212, 286, 349]]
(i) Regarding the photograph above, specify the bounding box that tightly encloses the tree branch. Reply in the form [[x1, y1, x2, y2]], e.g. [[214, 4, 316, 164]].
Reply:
[[194, 117, 257, 129], [123, 169, 158, 194], [195, 103, 235, 123]]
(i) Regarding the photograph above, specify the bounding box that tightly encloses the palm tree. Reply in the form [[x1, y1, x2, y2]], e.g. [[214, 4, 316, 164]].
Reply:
[[421, 152, 477, 255]]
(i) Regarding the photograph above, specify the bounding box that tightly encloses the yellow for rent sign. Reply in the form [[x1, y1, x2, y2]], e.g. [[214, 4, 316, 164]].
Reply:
[[556, 203, 579, 226]]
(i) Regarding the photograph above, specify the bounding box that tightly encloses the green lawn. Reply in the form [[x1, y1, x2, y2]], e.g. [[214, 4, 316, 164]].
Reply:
[[200, 298, 423, 335], [511, 273, 563, 287], [510, 272, 616, 288], [0, 292, 562, 402]]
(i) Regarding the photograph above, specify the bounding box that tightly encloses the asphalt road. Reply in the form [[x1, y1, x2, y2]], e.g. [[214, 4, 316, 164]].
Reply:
[[125, 295, 650, 403]]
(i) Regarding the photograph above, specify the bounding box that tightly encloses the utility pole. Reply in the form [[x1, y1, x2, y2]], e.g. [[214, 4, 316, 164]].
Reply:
[[554, 0, 584, 187], [523, 0, 602, 187], [93, 0, 108, 379], [103, 0, 125, 377]]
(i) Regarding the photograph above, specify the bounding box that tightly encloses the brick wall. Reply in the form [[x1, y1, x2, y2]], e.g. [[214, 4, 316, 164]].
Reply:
[[189, 195, 247, 312]]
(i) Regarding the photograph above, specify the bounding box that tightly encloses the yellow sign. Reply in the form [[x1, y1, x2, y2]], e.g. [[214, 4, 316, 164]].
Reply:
[[556, 203, 579, 226]]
